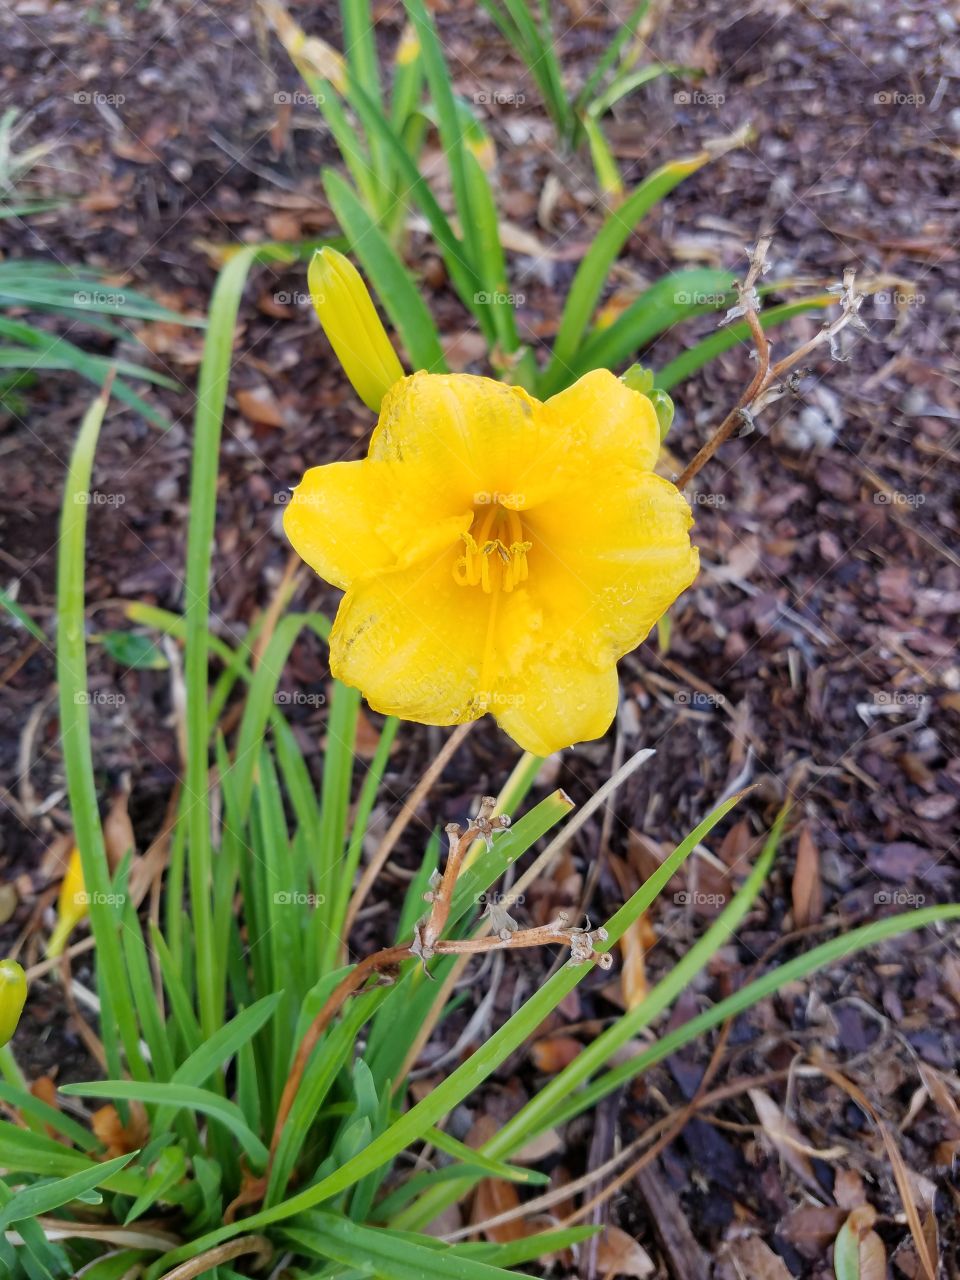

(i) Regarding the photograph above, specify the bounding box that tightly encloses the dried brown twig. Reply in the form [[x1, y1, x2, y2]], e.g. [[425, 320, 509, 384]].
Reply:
[[223, 796, 611, 1220], [677, 236, 866, 490]]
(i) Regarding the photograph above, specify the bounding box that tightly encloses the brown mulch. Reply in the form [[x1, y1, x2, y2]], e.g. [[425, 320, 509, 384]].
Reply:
[[1, 0, 958, 1275]]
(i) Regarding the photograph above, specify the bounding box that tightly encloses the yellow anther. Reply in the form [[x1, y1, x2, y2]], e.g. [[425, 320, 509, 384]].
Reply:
[[455, 504, 531, 595]]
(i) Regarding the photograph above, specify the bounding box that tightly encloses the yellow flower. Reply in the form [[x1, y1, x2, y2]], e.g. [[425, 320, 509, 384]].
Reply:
[[284, 368, 698, 756]]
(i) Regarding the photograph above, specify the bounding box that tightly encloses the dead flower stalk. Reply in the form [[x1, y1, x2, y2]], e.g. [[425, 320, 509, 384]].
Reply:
[[231, 797, 611, 1219], [676, 235, 866, 490]]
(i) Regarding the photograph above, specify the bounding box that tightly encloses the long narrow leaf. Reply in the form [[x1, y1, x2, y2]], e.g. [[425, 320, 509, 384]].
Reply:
[[544, 152, 714, 392], [183, 246, 259, 1036], [57, 379, 148, 1081]]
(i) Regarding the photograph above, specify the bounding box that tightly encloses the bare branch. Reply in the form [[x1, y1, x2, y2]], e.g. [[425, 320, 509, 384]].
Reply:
[[677, 240, 863, 490]]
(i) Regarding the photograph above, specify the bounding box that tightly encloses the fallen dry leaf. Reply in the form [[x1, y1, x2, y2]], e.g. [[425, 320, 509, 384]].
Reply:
[[834, 1167, 868, 1210], [236, 386, 286, 428], [103, 786, 137, 870], [792, 823, 824, 927], [91, 1102, 149, 1157], [719, 1235, 792, 1279], [749, 1088, 844, 1189], [530, 1035, 582, 1074], [619, 911, 656, 1010], [778, 1204, 847, 1258], [594, 1225, 654, 1278], [471, 1177, 524, 1243]]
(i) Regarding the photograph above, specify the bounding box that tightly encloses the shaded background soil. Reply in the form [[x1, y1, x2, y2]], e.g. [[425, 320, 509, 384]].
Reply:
[[1, 0, 958, 1275]]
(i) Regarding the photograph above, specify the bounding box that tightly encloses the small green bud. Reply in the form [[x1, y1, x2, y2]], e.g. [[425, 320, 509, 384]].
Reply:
[[621, 363, 655, 395], [648, 389, 675, 441], [622, 366, 675, 441]]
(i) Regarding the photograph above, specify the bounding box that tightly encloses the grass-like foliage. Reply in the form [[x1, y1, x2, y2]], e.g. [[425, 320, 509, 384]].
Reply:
[[476, 0, 692, 194], [0, 109, 200, 425], [1, 251, 956, 1278], [265, 0, 837, 396]]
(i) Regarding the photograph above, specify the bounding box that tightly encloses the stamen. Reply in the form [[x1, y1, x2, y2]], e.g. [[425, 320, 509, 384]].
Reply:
[[454, 504, 531, 594]]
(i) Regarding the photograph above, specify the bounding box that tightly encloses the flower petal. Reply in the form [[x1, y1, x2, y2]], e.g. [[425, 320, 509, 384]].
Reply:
[[494, 653, 619, 757], [283, 460, 394, 590], [330, 549, 496, 725], [540, 368, 661, 476], [370, 372, 552, 515], [527, 469, 699, 664]]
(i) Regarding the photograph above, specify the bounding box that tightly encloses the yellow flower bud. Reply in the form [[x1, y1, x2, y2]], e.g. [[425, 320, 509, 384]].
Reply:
[[46, 847, 88, 958], [0, 959, 27, 1047], [308, 249, 405, 413]]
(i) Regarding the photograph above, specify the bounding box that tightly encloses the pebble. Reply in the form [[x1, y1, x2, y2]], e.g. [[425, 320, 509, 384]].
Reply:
[[901, 388, 928, 415]]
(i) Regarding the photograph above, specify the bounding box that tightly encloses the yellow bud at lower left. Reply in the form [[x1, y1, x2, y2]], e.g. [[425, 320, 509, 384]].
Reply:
[[0, 959, 27, 1047]]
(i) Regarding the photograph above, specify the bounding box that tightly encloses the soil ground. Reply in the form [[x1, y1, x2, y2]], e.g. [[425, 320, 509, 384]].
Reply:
[[0, 0, 958, 1275]]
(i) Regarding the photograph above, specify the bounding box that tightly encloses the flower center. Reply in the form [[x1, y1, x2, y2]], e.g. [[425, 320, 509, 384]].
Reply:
[[453, 503, 531, 594]]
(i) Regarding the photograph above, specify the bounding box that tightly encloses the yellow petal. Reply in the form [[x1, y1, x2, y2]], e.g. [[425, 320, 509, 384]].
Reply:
[[330, 549, 495, 725], [370, 372, 551, 513], [540, 369, 660, 476], [283, 461, 394, 591], [493, 653, 619, 757], [528, 469, 699, 664]]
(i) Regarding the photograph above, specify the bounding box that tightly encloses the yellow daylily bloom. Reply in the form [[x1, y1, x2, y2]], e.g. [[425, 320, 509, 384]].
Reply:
[[284, 368, 699, 756], [0, 959, 26, 1047], [46, 847, 88, 958]]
